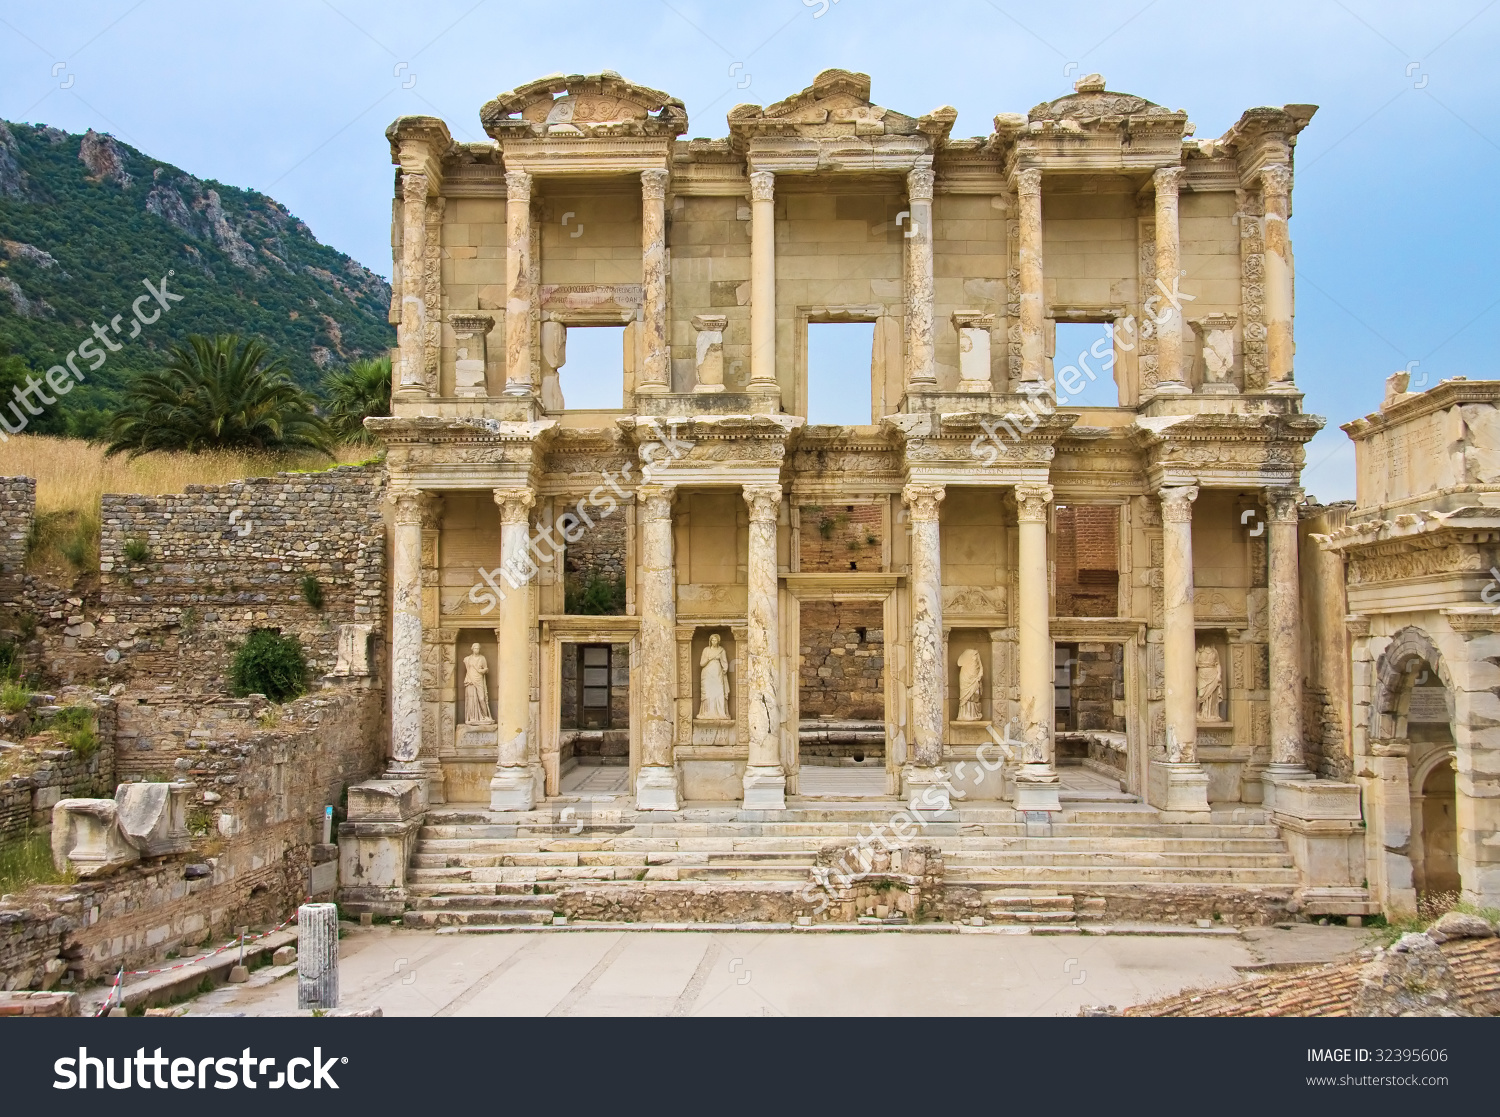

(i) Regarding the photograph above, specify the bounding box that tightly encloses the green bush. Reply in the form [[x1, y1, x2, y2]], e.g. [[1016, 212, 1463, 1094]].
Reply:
[[52, 706, 97, 758], [0, 639, 18, 680], [565, 573, 625, 616], [124, 537, 150, 563], [230, 629, 308, 703], [301, 573, 324, 611], [0, 679, 31, 714]]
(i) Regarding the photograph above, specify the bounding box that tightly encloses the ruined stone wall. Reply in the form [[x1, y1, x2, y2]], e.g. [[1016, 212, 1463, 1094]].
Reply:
[[563, 513, 627, 609], [44, 465, 390, 691], [0, 476, 34, 583], [799, 503, 883, 573], [0, 684, 382, 989], [0, 692, 117, 844], [799, 602, 884, 720]]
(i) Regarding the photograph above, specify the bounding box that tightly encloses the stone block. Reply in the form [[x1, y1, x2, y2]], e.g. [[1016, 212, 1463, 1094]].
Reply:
[[113, 781, 193, 856], [51, 799, 138, 878], [1147, 762, 1211, 816]]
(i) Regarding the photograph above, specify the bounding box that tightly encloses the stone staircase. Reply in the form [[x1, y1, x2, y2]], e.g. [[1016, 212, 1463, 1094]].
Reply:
[[401, 801, 1302, 929]]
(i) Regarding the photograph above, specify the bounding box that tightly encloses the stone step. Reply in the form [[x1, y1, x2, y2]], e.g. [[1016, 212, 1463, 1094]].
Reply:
[[402, 907, 553, 927], [947, 866, 1301, 885], [408, 894, 556, 911], [943, 851, 1295, 868], [990, 894, 1076, 912]]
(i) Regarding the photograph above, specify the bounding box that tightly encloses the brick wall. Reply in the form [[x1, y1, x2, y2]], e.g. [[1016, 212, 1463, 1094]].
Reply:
[[799, 504, 883, 573], [1056, 504, 1119, 617]]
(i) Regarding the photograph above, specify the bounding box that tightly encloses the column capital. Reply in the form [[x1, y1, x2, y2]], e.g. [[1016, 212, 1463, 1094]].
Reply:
[[492, 487, 535, 524], [401, 171, 429, 203], [1014, 167, 1042, 197], [389, 488, 442, 526], [505, 169, 532, 202], [902, 483, 945, 522], [749, 170, 775, 202], [641, 168, 669, 200], [1259, 163, 1292, 199], [743, 484, 782, 522], [1014, 483, 1053, 522], [637, 483, 676, 520], [907, 165, 935, 202], [1153, 165, 1185, 196], [1158, 484, 1199, 522], [1266, 487, 1303, 523]]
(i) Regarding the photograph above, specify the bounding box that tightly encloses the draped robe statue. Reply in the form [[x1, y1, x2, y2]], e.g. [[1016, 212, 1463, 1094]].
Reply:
[[698, 634, 730, 720], [1195, 645, 1223, 721], [463, 643, 493, 725], [957, 648, 985, 722]]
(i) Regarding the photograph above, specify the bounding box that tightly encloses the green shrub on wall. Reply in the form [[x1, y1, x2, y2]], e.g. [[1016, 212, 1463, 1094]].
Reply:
[[230, 629, 308, 703]]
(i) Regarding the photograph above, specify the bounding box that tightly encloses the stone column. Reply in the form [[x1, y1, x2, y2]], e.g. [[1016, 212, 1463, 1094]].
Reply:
[[504, 170, 534, 395], [742, 484, 787, 809], [1266, 487, 1306, 775], [903, 484, 950, 810], [638, 169, 670, 395], [388, 488, 437, 776], [904, 160, 936, 391], [490, 488, 536, 811], [1015, 168, 1046, 388], [1152, 166, 1189, 394], [1014, 484, 1061, 811], [395, 172, 430, 398], [1261, 164, 1296, 392], [636, 484, 680, 809], [1151, 485, 1210, 815], [748, 170, 778, 399]]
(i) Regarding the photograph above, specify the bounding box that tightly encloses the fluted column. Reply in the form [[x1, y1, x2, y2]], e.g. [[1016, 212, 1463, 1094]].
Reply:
[[395, 173, 430, 397], [1015, 168, 1046, 388], [490, 488, 536, 811], [904, 160, 936, 391], [1151, 485, 1210, 815], [1267, 488, 1306, 773], [1014, 483, 1061, 811], [1261, 164, 1297, 393], [638, 169, 670, 395], [742, 484, 786, 810], [504, 170, 534, 395], [1152, 166, 1189, 394], [748, 170, 778, 401], [903, 484, 949, 809], [635, 484, 680, 810], [388, 488, 434, 772]]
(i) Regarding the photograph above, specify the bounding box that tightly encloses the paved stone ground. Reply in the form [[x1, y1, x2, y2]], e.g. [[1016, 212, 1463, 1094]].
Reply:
[[182, 923, 1368, 1017]]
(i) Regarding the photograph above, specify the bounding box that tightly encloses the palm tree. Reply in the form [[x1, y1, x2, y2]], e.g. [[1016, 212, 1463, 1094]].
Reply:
[[105, 334, 331, 458], [322, 355, 391, 445]]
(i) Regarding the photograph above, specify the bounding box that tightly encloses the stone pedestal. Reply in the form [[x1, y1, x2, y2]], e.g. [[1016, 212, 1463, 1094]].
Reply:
[[489, 766, 538, 812], [907, 765, 953, 813], [635, 766, 681, 811], [1266, 774, 1369, 914], [742, 766, 788, 810], [1148, 761, 1211, 818], [741, 485, 786, 809], [51, 799, 138, 878], [337, 779, 424, 917], [1013, 763, 1062, 812]]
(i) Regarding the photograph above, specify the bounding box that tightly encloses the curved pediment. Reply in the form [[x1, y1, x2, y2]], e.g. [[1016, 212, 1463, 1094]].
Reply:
[[480, 71, 688, 140], [729, 69, 955, 146], [1026, 74, 1182, 126]]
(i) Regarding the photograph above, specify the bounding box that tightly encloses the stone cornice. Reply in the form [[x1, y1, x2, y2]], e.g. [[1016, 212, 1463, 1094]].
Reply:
[[367, 415, 557, 446], [1320, 504, 1500, 555], [1341, 379, 1500, 441], [385, 115, 457, 186]]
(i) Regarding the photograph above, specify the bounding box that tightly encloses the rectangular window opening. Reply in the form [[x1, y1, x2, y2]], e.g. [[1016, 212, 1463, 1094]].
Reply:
[[1055, 503, 1120, 617], [807, 321, 875, 426], [1052, 321, 1119, 407], [558, 325, 626, 410]]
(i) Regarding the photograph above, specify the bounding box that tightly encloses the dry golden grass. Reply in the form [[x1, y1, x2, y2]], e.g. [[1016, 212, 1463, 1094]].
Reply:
[[0, 435, 375, 575]]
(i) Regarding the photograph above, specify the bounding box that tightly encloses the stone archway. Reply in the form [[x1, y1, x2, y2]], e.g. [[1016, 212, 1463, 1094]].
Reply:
[[1370, 626, 1454, 742]]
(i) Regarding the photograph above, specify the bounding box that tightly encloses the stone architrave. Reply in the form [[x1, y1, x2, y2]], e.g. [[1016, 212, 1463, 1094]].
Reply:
[[903, 484, 949, 808], [638, 169, 670, 394], [388, 488, 441, 772], [1261, 164, 1297, 393], [395, 172, 431, 398], [1015, 168, 1045, 386], [747, 171, 778, 400], [692, 314, 728, 393], [637, 484, 682, 809], [490, 488, 536, 810], [504, 170, 534, 395], [904, 159, 936, 391], [450, 313, 495, 398], [462, 643, 494, 725], [1266, 488, 1306, 773], [1152, 166, 1190, 394], [698, 633, 730, 719], [1013, 483, 1061, 811], [742, 484, 787, 809], [1152, 485, 1211, 815]]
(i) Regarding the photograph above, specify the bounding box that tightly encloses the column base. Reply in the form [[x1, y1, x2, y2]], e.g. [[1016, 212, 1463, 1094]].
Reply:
[[1264, 380, 1300, 395], [1151, 380, 1192, 395], [634, 382, 669, 396], [383, 760, 434, 811], [635, 765, 681, 811], [692, 383, 726, 394], [502, 381, 534, 397], [956, 379, 992, 394], [1012, 763, 1061, 812], [489, 766, 535, 812], [1147, 761, 1211, 817], [1260, 763, 1314, 813], [747, 388, 782, 414], [741, 765, 787, 811], [906, 765, 953, 812]]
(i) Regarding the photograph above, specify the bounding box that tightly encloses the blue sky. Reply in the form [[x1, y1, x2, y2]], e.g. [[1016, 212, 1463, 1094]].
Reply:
[[4, 1, 1498, 501]]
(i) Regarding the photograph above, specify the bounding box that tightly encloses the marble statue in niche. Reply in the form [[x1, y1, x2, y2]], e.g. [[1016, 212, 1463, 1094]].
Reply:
[[698, 634, 730, 720], [1196, 645, 1223, 721], [463, 643, 494, 725], [957, 647, 985, 722]]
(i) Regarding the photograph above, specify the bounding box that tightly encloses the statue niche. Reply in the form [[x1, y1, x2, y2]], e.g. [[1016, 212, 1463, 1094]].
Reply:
[[463, 643, 494, 725], [1195, 644, 1224, 722], [956, 647, 985, 722], [698, 634, 731, 721]]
